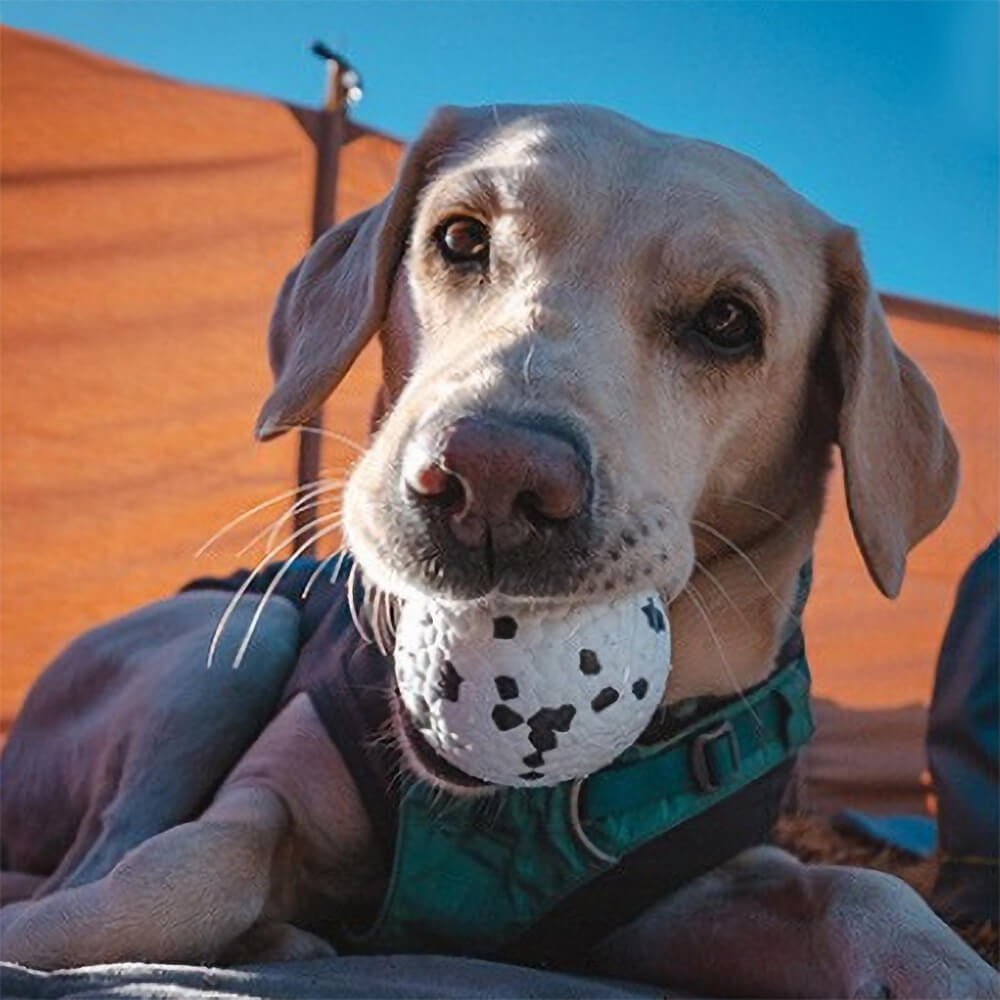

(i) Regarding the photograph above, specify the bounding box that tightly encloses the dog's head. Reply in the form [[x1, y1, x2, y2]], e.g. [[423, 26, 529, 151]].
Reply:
[[257, 105, 957, 770]]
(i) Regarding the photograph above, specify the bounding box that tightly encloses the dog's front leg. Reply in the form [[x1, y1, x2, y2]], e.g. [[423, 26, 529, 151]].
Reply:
[[590, 845, 998, 999], [0, 785, 289, 970], [220, 920, 337, 964]]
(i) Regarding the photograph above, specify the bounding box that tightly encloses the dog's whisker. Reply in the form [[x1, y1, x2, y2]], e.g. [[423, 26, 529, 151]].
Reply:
[[285, 477, 347, 516], [301, 548, 350, 599], [384, 758, 411, 798], [703, 493, 792, 528], [483, 788, 507, 832], [329, 550, 352, 592], [206, 524, 331, 669], [230, 518, 348, 672], [690, 518, 797, 621], [680, 580, 761, 725], [347, 561, 373, 645], [368, 583, 390, 657], [384, 590, 399, 648], [207, 510, 345, 669], [238, 507, 345, 571], [365, 581, 379, 652], [522, 339, 536, 385], [195, 476, 340, 557], [259, 478, 346, 554], [236, 493, 343, 560], [379, 589, 397, 652], [373, 587, 388, 655], [270, 423, 366, 454], [260, 501, 343, 558], [208, 577, 264, 670], [692, 558, 754, 634], [375, 585, 389, 655], [256, 490, 345, 558]]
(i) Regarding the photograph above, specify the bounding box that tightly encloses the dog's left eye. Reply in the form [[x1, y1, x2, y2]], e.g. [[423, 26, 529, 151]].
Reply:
[[693, 296, 760, 357], [436, 217, 490, 266]]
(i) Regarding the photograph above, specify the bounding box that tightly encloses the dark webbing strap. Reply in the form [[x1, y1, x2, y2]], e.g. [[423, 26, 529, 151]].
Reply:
[[308, 646, 401, 864]]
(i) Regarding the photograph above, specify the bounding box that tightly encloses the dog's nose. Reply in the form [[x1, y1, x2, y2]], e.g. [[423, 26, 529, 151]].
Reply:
[[402, 417, 590, 551]]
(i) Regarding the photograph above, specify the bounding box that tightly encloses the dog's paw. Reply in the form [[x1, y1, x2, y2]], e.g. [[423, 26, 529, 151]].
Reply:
[[220, 920, 337, 965], [828, 869, 999, 1000]]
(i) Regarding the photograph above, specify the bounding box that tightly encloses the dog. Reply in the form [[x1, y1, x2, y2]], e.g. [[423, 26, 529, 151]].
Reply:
[[2, 104, 995, 998]]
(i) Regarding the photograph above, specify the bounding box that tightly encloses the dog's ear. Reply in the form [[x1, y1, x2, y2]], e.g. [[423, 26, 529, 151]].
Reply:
[[825, 227, 959, 597], [255, 106, 478, 440]]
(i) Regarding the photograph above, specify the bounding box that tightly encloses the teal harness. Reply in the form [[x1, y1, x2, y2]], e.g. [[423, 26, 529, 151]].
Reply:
[[192, 554, 816, 959], [286, 556, 816, 960], [349, 651, 813, 957]]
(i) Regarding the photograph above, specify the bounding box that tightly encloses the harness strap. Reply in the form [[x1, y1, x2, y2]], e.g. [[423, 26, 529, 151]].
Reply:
[[350, 653, 813, 958], [578, 654, 811, 852]]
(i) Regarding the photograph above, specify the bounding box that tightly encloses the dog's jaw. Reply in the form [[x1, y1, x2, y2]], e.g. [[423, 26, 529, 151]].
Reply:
[[390, 689, 497, 797]]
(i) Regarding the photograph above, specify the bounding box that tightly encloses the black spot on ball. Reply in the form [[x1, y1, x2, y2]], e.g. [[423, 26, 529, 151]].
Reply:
[[551, 705, 576, 731], [527, 704, 576, 753], [591, 687, 620, 712], [435, 660, 464, 702], [495, 676, 519, 700], [528, 704, 576, 732], [632, 678, 649, 699], [491, 705, 524, 731], [579, 649, 601, 675], [519, 771, 544, 781], [529, 728, 557, 753], [641, 598, 666, 633], [522, 750, 545, 768], [493, 616, 517, 639]]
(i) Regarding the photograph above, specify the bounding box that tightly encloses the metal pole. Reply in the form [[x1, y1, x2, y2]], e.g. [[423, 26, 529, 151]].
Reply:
[[293, 43, 355, 555]]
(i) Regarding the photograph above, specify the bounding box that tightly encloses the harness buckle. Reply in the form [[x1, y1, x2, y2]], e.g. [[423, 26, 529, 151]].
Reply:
[[691, 720, 742, 792], [568, 779, 620, 866]]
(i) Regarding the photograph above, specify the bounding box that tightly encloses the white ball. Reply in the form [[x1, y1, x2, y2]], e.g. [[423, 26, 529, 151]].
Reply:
[[394, 593, 671, 787]]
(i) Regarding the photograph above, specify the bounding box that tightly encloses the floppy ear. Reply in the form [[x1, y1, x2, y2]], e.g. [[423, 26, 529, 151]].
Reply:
[[255, 106, 478, 440], [825, 227, 959, 598]]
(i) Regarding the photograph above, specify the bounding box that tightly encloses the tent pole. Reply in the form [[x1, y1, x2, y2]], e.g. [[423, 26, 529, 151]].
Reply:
[[294, 43, 355, 557]]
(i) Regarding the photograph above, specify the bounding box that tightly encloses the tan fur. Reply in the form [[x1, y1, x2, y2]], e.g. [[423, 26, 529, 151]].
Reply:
[[2, 105, 991, 998], [261, 103, 956, 702]]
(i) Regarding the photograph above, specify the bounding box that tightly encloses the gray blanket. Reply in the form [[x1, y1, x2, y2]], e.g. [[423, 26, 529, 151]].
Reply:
[[0, 957, 668, 1000]]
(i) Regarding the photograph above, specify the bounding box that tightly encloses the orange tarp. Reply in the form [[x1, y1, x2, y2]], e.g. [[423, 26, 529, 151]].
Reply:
[[1, 27, 397, 726], [2, 28, 997, 813]]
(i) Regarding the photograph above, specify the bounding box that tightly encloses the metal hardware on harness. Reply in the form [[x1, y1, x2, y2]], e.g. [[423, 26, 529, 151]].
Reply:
[[691, 720, 742, 792], [569, 779, 620, 865]]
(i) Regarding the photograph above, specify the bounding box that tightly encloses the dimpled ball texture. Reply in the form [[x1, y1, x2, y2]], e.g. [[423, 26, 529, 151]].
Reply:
[[394, 593, 672, 787]]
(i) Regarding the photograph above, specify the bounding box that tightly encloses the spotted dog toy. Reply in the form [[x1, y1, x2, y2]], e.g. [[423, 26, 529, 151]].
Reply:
[[394, 593, 671, 786]]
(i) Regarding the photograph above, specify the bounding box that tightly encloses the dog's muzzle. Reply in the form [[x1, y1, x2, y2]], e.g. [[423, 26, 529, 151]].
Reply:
[[395, 413, 595, 597]]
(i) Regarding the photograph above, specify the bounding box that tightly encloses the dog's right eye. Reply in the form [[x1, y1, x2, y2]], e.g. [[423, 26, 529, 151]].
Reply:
[[436, 217, 490, 266], [688, 295, 762, 360]]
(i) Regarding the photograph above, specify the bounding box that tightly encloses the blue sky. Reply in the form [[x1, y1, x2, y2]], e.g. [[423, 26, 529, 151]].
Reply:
[[3, 1, 997, 312]]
